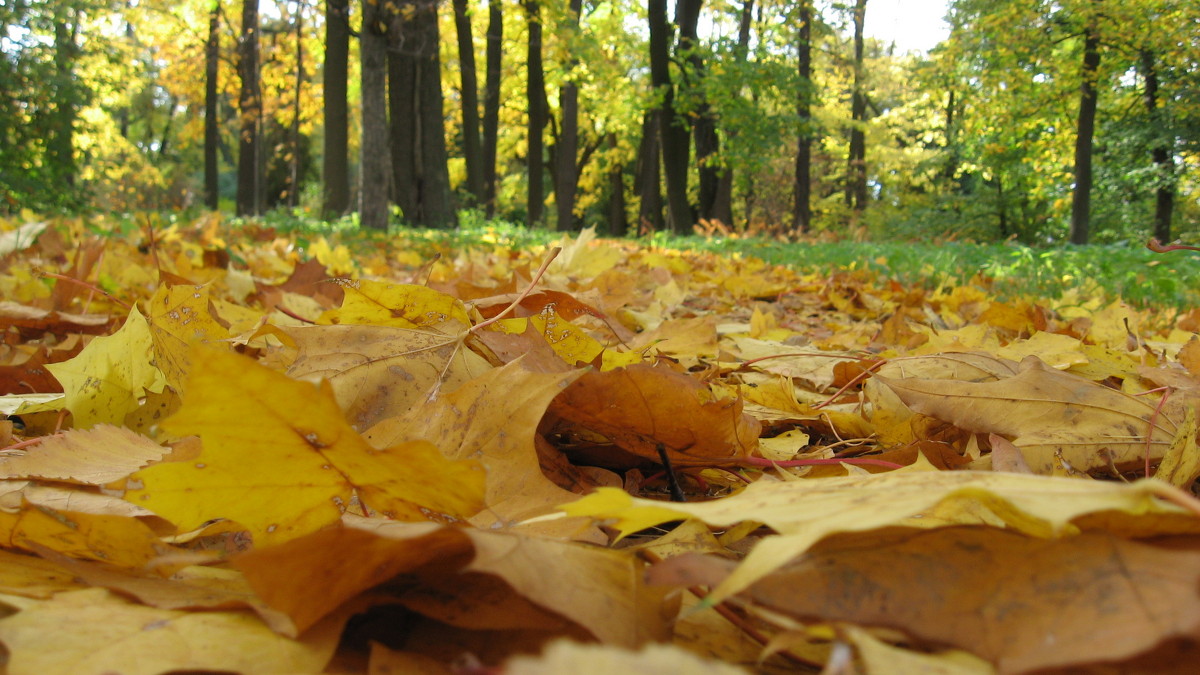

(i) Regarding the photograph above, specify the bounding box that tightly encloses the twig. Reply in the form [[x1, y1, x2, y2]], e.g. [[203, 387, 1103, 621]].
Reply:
[[36, 270, 131, 312], [470, 247, 561, 333]]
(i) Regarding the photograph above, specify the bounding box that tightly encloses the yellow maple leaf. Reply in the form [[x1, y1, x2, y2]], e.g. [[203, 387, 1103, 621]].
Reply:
[[317, 279, 471, 329], [146, 284, 231, 391], [125, 348, 485, 546], [46, 305, 167, 429]]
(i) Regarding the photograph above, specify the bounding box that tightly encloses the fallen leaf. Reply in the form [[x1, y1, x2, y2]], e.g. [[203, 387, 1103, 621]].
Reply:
[[653, 527, 1200, 674], [284, 323, 492, 431], [550, 364, 759, 466], [45, 305, 167, 428], [318, 279, 471, 329], [365, 359, 584, 527], [237, 515, 674, 647], [874, 355, 1179, 474], [0, 424, 168, 484], [125, 348, 485, 546], [561, 469, 1200, 604], [0, 587, 343, 675], [145, 284, 231, 390]]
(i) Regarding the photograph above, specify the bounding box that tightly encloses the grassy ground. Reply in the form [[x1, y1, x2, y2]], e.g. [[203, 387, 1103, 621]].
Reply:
[[208, 212, 1200, 310]]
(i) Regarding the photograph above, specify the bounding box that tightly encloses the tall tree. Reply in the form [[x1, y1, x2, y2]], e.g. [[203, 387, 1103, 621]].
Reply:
[[710, 0, 754, 228], [360, 0, 392, 229], [845, 0, 868, 214], [524, 0, 547, 227], [792, 0, 813, 234], [676, 0, 722, 224], [389, 0, 453, 227], [415, 1, 453, 227], [481, 0, 503, 218], [649, 0, 691, 233], [235, 0, 261, 216], [322, 0, 350, 218], [553, 0, 584, 231], [204, 1, 220, 210], [1068, 9, 1101, 244], [1141, 49, 1175, 242], [453, 0, 485, 207], [286, 3, 305, 209]]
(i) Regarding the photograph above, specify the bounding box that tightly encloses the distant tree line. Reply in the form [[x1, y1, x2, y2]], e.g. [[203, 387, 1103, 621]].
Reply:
[[1, 0, 1197, 244]]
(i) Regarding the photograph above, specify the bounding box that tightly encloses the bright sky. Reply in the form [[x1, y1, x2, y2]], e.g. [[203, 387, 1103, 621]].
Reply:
[[864, 0, 952, 54]]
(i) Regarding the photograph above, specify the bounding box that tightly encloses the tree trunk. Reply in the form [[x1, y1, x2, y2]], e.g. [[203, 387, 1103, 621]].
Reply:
[[417, 1, 454, 227], [553, 0, 583, 231], [236, 0, 261, 216], [1068, 23, 1100, 245], [676, 0, 722, 225], [482, 0, 502, 218], [650, 0, 691, 233], [287, 7, 304, 209], [389, 1, 453, 228], [845, 0, 868, 214], [360, 0, 391, 230], [389, 48, 419, 222], [635, 111, 664, 233], [713, 0, 753, 228], [524, 0, 546, 228], [322, 0, 350, 218], [453, 0, 484, 207], [792, 0, 813, 234], [1140, 50, 1173, 243], [606, 133, 628, 236], [204, 2, 220, 210]]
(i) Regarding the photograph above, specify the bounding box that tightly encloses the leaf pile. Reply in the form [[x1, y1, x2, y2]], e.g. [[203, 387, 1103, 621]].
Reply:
[[2, 216, 1200, 673]]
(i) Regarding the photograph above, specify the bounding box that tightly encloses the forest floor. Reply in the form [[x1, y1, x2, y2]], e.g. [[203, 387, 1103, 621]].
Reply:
[[1, 214, 1199, 674]]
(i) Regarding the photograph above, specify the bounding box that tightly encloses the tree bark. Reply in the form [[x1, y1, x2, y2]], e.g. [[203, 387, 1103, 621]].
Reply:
[[453, 0, 484, 207], [676, 0, 723, 225], [1140, 50, 1173, 243], [713, 0, 753, 228], [650, 0, 691, 233], [482, 0, 502, 218], [792, 0, 813, 234], [360, 0, 392, 230], [204, 2, 220, 210], [524, 0, 546, 227], [635, 111, 664, 233], [236, 0, 261, 216], [388, 1, 453, 228], [845, 0, 868, 214], [553, 0, 583, 231], [606, 133, 628, 236], [389, 48, 419, 221], [417, 1, 453, 227], [287, 7, 304, 209], [1068, 23, 1100, 245], [323, 0, 350, 217]]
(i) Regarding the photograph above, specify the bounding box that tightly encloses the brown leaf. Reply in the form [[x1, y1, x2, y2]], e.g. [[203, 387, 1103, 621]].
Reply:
[[874, 356, 1178, 474], [652, 528, 1200, 674], [0, 424, 168, 484], [550, 364, 759, 466], [284, 323, 492, 431]]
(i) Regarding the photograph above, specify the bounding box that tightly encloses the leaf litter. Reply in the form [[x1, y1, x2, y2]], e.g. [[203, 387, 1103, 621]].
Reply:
[[1, 217, 1200, 673]]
